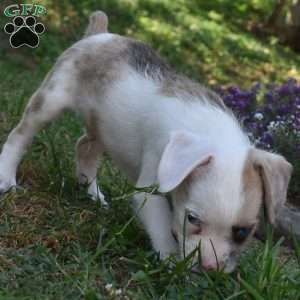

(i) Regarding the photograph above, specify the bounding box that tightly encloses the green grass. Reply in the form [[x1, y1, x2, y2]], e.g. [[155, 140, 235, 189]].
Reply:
[[0, 0, 300, 299]]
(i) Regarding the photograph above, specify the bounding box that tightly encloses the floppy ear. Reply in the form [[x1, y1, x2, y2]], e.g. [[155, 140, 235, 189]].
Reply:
[[249, 148, 293, 224], [157, 131, 213, 193]]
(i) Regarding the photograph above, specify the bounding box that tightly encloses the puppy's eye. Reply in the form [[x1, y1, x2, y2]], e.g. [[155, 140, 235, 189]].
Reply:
[[187, 213, 202, 226], [232, 226, 252, 244]]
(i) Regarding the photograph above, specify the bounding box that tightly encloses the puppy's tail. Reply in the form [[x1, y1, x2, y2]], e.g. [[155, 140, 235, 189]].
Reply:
[[84, 11, 108, 38]]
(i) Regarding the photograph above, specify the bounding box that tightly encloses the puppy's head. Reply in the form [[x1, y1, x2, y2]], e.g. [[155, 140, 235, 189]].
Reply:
[[158, 130, 292, 273]]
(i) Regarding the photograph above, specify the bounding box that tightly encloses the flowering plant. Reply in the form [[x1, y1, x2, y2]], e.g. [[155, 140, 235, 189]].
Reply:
[[219, 79, 300, 205]]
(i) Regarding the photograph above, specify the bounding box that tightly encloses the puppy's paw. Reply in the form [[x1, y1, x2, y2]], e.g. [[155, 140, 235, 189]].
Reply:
[[0, 174, 16, 194], [0, 158, 16, 194], [88, 183, 109, 208]]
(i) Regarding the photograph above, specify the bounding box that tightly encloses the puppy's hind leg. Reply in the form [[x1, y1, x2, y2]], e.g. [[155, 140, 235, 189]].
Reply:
[[0, 85, 73, 194], [75, 132, 107, 206]]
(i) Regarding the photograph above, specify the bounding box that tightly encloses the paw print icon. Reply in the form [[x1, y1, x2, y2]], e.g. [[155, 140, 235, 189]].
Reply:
[[4, 16, 45, 48]]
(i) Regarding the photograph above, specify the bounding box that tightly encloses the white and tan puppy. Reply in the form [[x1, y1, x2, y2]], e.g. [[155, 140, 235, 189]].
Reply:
[[0, 12, 292, 272]]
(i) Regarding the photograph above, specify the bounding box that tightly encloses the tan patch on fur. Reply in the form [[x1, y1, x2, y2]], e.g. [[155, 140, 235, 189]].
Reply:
[[248, 148, 292, 224], [236, 155, 263, 225], [74, 37, 127, 95]]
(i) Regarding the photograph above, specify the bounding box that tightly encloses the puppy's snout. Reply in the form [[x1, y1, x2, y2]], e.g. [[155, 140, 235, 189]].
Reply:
[[201, 260, 225, 272], [197, 238, 227, 272]]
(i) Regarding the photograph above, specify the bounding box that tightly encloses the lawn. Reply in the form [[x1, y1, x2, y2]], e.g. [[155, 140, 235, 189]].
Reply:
[[0, 0, 300, 299]]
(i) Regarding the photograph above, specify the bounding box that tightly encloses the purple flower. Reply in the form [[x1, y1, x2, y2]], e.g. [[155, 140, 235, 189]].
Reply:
[[261, 132, 273, 146], [219, 79, 300, 154]]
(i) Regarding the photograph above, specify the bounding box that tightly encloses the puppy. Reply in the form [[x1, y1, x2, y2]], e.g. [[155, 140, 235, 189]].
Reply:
[[0, 11, 292, 272]]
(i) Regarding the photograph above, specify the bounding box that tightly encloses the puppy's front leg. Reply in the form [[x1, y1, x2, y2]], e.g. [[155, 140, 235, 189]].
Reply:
[[133, 192, 177, 259]]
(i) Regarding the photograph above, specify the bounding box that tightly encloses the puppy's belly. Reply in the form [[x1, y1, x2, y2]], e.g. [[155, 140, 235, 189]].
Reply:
[[98, 104, 145, 181], [101, 128, 143, 182]]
